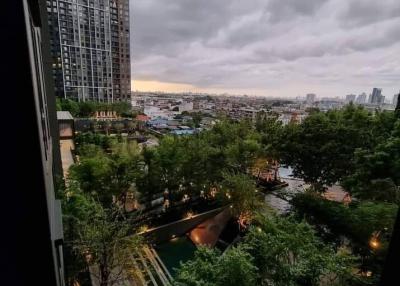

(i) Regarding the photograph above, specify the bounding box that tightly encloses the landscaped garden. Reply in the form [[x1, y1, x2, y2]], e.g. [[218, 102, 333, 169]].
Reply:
[[60, 104, 400, 286]]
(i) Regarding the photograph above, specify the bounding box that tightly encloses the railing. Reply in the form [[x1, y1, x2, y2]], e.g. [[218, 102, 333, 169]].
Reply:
[[131, 245, 173, 286]]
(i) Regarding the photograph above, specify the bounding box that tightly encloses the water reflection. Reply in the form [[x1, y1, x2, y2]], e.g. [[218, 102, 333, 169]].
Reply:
[[264, 167, 307, 213], [265, 167, 348, 213]]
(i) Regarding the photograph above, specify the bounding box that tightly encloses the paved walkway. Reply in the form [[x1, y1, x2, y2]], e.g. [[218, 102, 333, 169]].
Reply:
[[60, 139, 75, 178], [188, 208, 231, 247]]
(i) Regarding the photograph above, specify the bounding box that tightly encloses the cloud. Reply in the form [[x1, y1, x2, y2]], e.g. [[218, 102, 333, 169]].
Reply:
[[266, 0, 329, 23], [131, 0, 400, 98], [339, 0, 400, 28]]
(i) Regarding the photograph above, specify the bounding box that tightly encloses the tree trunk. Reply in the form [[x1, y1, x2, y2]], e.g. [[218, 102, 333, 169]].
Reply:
[[99, 246, 110, 286], [99, 264, 109, 286]]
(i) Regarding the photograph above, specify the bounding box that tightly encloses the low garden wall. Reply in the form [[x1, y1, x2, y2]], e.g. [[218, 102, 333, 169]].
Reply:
[[142, 207, 225, 244]]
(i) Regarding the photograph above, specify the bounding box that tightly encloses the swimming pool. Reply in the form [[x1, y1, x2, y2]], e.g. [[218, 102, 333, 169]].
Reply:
[[155, 236, 197, 277]]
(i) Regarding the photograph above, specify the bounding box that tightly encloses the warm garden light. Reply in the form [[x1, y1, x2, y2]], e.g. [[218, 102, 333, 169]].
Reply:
[[369, 238, 379, 249], [163, 199, 170, 208], [182, 194, 190, 202], [369, 231, 381, 249], [185, 211, 194, 219], [139, 225, 149, 233]]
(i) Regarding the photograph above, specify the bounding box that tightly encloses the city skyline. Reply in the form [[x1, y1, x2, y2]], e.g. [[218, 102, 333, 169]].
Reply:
[[131, 0, 400, 98]]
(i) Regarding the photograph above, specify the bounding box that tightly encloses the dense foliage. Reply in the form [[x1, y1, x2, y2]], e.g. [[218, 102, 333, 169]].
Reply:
[[56, 98, 134, 118], [136, 120, 263, 206], [342, 134, 400, 203], [60, 183, 142, 286], [174, 214, 356, 286], [291, 192, 397, 283], [271, 104, 400, 194], [69, 140, 142, 206]]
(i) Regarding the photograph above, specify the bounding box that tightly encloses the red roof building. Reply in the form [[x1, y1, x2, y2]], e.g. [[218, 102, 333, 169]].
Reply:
[[136, 114, 150, 122]]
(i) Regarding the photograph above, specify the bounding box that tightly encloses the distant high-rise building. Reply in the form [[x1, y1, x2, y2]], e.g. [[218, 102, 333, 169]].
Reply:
[[46, 0, 131, 102], [393, 93, 399, 107], [306, 93, 316, 105], [356, 92, 367, 104], [345, 94, 356, 104], [370, 88, 383, 104]]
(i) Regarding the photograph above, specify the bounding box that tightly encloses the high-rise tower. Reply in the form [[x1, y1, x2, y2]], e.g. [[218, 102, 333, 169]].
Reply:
[[46, 0, 131, 102], [306, 93, 316, 105], [356, 92, 367, 104], [370, 88, 383, 104]]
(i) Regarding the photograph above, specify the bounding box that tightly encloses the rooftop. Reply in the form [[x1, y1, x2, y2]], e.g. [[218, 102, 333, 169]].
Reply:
[[57, 111, 74, 120], [136, 114, 151, 122]]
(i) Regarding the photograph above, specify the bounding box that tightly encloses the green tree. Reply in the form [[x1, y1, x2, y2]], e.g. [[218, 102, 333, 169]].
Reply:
[[256, 115, 283, 160], [78, 101, 97, 117], [60, 181, 99, 286], [342, 137, 400, 203], [179, 140, 218, 194], [291, 192, 398, 283], [75, 132, 115, 152], [220, 172, 262, 226], [77, 143, 105, 158], [291, 193, 397, 246], [70, 139, 142, 207], [217, 246, 258, 286], [56, 97, 62, 111], [69, 153, 114, 205], [278, 105, 374, 191], [153, 136, 185, 193], [136, 147, 164, 205], [59, 98, 80, 116], [224, 138, 261, 172], [174, 246, 258, 286], [243, 214, 356, 286], [73, 202, 142, 286], [113, 122, 125, 134], [112, 101, 131, 117], [110, 141, 142, 207], [175, 214, 356, 286]]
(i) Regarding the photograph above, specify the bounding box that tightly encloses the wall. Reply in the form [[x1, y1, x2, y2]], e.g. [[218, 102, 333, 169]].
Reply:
[[143, 207, 225, 244]]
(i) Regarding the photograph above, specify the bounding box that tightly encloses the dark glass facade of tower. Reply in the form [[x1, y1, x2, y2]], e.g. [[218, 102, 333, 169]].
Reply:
[[370, 88, 383, 104], [46, 0, 130, 102]]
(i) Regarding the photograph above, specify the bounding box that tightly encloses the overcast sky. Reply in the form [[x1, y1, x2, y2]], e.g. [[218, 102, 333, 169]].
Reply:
[[130, 0, 400, 99]]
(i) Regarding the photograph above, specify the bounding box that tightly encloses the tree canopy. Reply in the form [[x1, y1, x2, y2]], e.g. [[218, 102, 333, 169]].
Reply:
[[56, 98, 134, 118], [174, 214, 356, 286]]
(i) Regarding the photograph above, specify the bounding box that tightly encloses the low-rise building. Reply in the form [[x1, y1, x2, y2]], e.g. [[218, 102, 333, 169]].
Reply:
[[57, 111, 74, 139]]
